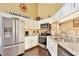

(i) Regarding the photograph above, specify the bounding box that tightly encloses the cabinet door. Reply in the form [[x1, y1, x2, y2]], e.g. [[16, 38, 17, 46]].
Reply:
[[51, 42, 57, 56], [47, 38, 52, 55], [47, 38, 57, 56], [47, 41, 52, 54], [17, 43, 24, 55], [25, 37, 32, 50], [31, 36, 38, 47], [47, 38, 50, 49], [47, 41, 54, 56], [25, 36, 38, 50]]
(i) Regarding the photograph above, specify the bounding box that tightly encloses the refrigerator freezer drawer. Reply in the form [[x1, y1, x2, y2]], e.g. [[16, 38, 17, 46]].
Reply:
[[2, 44, 18, 56], [2, 43, 25, 56]]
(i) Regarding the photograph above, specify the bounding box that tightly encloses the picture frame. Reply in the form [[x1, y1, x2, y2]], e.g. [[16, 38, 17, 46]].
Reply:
[[73, 20, 79, 27]]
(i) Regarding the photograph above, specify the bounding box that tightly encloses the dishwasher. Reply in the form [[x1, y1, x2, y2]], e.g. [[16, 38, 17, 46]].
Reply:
[[58, 45, 74, 56]]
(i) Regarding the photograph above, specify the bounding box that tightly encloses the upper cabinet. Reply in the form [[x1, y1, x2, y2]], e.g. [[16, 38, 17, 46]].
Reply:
[[25, 20, 40, 29]]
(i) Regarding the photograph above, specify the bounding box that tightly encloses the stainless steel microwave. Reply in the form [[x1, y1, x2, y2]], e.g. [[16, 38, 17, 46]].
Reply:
[[40, 23, 51, 29]]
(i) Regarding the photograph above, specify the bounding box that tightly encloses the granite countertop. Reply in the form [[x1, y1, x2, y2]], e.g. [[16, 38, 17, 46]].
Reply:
[[48, 36, 79, 56]]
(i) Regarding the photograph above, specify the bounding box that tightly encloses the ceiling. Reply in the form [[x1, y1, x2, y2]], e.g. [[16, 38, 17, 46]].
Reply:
[[0, 3, 64, 20], [37, 3, 64, 20]]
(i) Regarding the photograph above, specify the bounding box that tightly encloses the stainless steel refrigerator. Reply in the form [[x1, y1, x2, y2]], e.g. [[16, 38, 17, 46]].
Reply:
[[0, 17, 25, 56]]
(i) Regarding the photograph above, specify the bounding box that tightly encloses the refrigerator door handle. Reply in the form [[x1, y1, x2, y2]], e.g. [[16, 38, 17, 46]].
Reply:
[[15, 19, 19, 43], [12, 19, 16, 44]]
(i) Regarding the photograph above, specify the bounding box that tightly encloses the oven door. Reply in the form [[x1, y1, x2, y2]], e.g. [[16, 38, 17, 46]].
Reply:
[[38, 36, 47, 48], [38, 36, 47, 45]]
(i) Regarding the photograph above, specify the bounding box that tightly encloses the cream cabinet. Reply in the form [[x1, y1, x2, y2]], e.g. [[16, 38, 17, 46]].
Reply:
[[31, 37, 38, 47], [47, 36, 57, 56], [25, 37, 31, 50], [25, 36, 38, 50]]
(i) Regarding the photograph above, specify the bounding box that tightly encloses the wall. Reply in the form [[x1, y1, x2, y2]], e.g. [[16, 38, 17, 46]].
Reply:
[[51, 22, 59, 35], [60, 17, 79, 33], [0, 3, 38, 20]]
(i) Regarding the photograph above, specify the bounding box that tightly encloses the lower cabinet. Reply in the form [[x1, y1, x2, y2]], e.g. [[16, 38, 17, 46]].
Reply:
[[47, 37, 74, 56], [31, 37, 38, 47], [25, 36, 38, 50], [25, 37, 32, 50], [17, 43, 25, 55], [47, 37, 57, 56]]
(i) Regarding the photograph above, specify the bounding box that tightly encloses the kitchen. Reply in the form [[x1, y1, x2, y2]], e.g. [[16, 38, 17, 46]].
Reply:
[[0, 3, 79, 56]]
